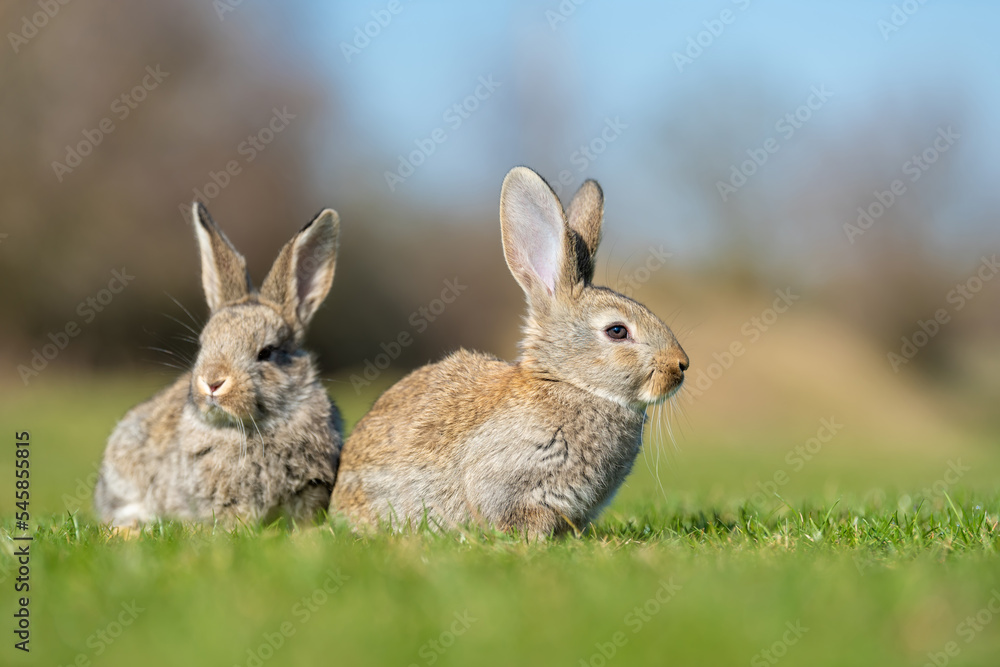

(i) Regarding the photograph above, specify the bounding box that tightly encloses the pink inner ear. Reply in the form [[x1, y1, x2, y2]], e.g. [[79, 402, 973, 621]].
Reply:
[[525, 220, 562, 295], [502, 168, 567, 297], [294, 238, 322, 312]]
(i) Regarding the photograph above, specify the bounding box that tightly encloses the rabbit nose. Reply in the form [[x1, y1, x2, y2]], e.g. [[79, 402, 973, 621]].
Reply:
[[678, 354, 689, 372], [199, 376, 230, 396], [663, 348, 689, 378]]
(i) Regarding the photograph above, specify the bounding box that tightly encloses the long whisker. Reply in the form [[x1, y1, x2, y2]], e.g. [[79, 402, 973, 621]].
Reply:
[[640, 407, 652, 481], [142, 345, 194, 365], [654, 402, 668, 503], [235, 417, 247, 467], [144, 359, 188, 373], [247, 414, 270, 500], [602, 236, 620, 287], [165, 291, 203, 328], [248, 413, 265, 453], [162, 313, 201, 339], [667, 399, 680, 455], [643, 402, 669, 505], [672, 389, 695, 432]]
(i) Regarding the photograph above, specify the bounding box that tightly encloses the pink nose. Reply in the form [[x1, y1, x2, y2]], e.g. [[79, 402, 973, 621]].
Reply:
[[207, 379, 226, 394]]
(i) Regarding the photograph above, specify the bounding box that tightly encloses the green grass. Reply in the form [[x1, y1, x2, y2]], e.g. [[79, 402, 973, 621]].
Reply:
[[2, 375, 1000, 666]]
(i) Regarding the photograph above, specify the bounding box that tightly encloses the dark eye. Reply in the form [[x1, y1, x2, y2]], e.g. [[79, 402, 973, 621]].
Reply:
[[605, 324, 629, 341], [257, 345, 277, 362]]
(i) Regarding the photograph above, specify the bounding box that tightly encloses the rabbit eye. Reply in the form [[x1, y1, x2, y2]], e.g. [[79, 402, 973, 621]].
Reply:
[[605, 324, 629, 341], [257, 345, 277, 362]]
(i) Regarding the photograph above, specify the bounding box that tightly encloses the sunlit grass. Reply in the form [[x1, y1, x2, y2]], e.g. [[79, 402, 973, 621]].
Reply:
[[2, 374, 1000, 666]]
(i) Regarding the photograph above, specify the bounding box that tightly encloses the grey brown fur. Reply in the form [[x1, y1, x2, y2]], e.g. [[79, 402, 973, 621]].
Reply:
[[95, 203, 343, 526], [332, 167, 688, 537]]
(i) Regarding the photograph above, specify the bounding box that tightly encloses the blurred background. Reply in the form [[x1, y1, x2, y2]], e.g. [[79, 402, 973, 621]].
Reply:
[[1, 0, 999, 512]]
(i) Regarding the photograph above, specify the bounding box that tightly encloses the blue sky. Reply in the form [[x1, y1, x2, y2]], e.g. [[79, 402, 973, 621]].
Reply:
[[271, 0, 999, 258]]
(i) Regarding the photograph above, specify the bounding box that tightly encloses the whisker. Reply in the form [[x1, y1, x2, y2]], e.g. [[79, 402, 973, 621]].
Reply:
[[143, 358, 188, 372], [248, 413, 265, 454], [672, 389, 695, 432], [142, 345, 194, 365], [602, 236, 621, 287], [614, 248, 641, 294], [640, 408, 652, 483], [165, 291, 204, 328], [664, 400, 677, 455], [248, 414, 270, 500], [652, 402, 668, 504], [233, 416, 247, 467], [161, 313, 201, 339]]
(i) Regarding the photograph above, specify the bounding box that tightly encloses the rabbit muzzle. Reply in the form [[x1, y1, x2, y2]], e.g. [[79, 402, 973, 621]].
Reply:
[[193, 363, 258, 422], [640, 345, 689, 403]]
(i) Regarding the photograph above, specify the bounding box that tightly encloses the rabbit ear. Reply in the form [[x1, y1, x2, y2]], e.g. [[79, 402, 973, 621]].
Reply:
[[500, 167, 578, 304], [192, 202, 252, 312], [260, 209, 339, 333], [565, 179, 603, 283]]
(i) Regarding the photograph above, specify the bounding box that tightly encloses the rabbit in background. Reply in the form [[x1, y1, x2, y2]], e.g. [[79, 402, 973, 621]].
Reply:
[[332, 166, 688, 538], [95, 203, 343, 527]]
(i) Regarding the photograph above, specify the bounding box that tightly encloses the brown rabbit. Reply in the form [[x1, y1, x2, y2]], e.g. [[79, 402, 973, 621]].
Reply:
[[332, 167, 688, 537], [94, 203, 343, 526]]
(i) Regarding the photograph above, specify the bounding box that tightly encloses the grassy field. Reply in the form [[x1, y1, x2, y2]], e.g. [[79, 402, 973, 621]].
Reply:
[[2, 374, 1000, 666]]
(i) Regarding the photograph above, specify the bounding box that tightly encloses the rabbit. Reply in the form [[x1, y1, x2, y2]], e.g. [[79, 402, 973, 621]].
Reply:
[[332, 166, 688, 538], [94, 203, 343, 527]]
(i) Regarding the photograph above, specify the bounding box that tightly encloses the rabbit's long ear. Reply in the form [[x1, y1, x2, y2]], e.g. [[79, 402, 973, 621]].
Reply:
[[565, 179, 603, 283], [192, 203, 252, 312], [500, 167, 579, 307], [260, 209, 339, 334]]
